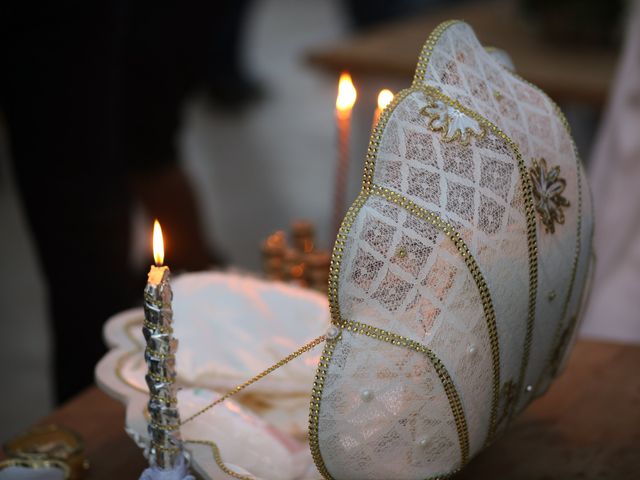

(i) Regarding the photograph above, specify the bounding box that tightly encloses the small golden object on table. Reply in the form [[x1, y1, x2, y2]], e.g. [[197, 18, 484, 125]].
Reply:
[[261, 220, 330, 291], [3, 425, 88, 479]]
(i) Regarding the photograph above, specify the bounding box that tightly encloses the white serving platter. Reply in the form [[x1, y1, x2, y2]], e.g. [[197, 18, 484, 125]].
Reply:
[[95, 271, 329, 480]]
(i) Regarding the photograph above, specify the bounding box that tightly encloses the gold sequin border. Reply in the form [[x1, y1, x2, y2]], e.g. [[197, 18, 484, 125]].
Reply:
[[369, 184, 500, 443], [511, 72, 587, 396], [309, 20, 538, 479], [418, 84, 539, 431], [414, 17, 541, 426], [310, 320, 467, 480]]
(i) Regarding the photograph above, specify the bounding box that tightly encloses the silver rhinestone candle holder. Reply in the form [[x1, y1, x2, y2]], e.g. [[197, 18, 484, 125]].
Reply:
[[143, 265, 183, 469]]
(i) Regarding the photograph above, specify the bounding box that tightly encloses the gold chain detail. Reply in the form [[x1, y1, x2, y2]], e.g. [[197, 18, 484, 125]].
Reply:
[[184, 440, 255, 480], [370, 184, 501, 443], [180, 334, 326, 426]]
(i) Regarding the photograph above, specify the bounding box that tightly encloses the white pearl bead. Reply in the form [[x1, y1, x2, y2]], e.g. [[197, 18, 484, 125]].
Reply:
[[326, 325, 340, 340], [467, 344, 476, 356], [360, 389, 373, 402], [525, 384, 533, 393], [418, 437, 429, 448]]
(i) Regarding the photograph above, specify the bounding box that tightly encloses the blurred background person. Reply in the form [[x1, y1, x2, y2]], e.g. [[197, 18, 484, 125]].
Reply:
[[0, 0, 256, 405]]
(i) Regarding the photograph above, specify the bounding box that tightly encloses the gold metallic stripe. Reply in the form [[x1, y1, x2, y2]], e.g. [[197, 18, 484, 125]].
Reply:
[[369, 184, 500, 443], [312, 19, 538, 476]]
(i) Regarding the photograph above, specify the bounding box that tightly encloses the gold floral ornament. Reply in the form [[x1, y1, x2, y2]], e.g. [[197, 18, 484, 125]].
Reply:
[[420, 96, 484, 144], [529, 158, 570, 233]]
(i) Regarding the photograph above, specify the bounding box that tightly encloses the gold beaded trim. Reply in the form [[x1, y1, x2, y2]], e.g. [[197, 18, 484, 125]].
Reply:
[[412, 20, 461, 87], [309, 322, 467, 480], [413, 17, 541, 429], [313, 22, 477, 479], [414, 21, 551, 419], [369, 184, 500, 443], [417, 85, 539, 426], [308, 333, 339, 480], [342, 319, 470, 463], [510, 72, 586, 396]]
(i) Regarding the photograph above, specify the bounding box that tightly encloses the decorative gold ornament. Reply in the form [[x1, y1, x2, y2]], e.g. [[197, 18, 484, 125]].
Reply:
[[529, 158, 570, 233], [420, 96, 485, 145]]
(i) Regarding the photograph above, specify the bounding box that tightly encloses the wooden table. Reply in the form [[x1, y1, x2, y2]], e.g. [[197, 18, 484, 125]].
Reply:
[[4, 339, 639, 479], [306, 0, 618, 107]]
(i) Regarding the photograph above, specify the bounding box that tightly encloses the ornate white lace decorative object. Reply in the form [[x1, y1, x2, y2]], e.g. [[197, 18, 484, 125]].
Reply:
[[311, 20, 594, 480]]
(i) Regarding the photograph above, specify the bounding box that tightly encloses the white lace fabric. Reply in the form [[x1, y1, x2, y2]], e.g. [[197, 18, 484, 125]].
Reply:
[[314, 21, 593, 480]]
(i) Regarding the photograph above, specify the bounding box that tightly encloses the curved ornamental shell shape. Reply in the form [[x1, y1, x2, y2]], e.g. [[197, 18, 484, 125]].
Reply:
[[309, 21, 594, 480]]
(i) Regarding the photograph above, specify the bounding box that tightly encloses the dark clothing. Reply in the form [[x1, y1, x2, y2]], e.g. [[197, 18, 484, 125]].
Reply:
[[1, 1, 246, 403]]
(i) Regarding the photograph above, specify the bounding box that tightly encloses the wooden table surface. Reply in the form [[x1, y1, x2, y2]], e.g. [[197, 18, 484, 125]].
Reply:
[[306, 0, 618, 107], [4, 339, 639, 479]]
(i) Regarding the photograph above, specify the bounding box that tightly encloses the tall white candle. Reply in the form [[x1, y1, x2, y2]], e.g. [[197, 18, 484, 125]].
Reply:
[[333, 72, 357, 236]]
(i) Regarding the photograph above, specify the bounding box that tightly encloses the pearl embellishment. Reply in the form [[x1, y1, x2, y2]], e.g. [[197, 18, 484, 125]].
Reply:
[[361, 389, 373, 402], [326, 325, 340, 340]]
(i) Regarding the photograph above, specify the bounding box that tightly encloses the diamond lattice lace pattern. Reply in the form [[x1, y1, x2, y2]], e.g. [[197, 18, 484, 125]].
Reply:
[[373, 91, 530, 427], [318, 329, 462, 480], [419, 22, 586, 408]]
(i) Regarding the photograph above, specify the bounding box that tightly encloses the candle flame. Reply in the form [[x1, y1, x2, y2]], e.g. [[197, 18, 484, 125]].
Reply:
[[336, 72, 357, 112], [153, 220, 164, 266], [377, 89, 394, 110]]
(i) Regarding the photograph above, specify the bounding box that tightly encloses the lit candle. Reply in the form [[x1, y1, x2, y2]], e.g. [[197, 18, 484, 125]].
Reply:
[[142, 220, 187, 475], [372, 89, 394, 130], [333, 72, 357, 235]]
